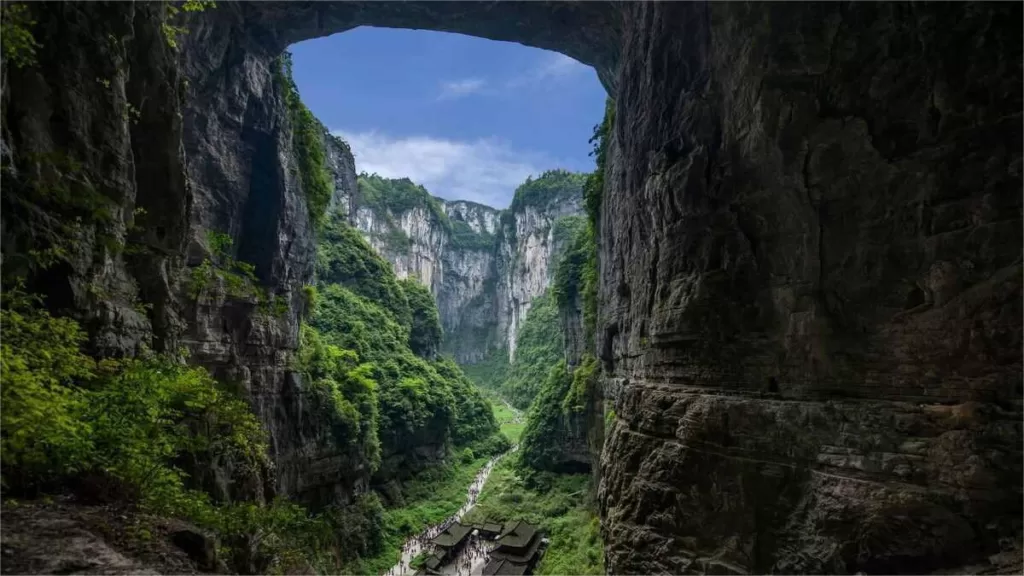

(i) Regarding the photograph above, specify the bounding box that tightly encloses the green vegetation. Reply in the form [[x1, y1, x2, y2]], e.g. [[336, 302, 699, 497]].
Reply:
[[400, 278, 443, 358], [552, 220, 597, 345], [578, 98, 614, 339], [378, 226, 414, 253], [464, 459, 604, 576], [358, 173, 450, 228], [562, 355, 599, 414], [316, 212, 412, 328], [460, 349, 510, 393], [305, 213, 514, 571], [552, 215, 587, 248], [481, 390, 525, 443], [0, 150, 123, 286], [508, 169, 586, 213], [500, 292, 564, 409], [0, 287, 345, 574], [518, 362, 572, 472], [294, 324, 382, 469], [1, 3, 39, 67], [460, 294, 562, 411], [351, 455, 492, 575], [584, 99, 613, 232], [161, 1, 215, 51], [312, 209, 501, 456], [188, 231, 287, 318], [278, 52, 333, 226], [449, 218, 495, 251]]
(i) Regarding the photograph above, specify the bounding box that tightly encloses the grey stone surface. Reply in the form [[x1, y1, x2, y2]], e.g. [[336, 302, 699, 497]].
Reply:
[[596, 3, 1022, 573]]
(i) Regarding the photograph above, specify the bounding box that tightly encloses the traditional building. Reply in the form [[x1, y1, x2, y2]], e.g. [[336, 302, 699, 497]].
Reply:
[[429, 522, 474, 560], [484, 521, 547, 575], [420, 550, 447, 576], [472, 521, 504, 539]]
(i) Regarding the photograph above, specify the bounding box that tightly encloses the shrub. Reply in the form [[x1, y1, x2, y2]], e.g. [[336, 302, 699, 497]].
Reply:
[[517, 362, 572, 472], [399, 278, 442, 358], [315, 213, 412, 328], [1, 288, 268, 508], [0, 3, 39, 68], [0, 287, 377, 574], [277, 52, 332, 227], [301, 284, 318, 314], [500, 292, 563, 409], [508, 170, 586, 213], [294, 324, 381, 470], [0, 288, 95, 490], [561, 354, 599, 414], [187, 231, 288, 318]]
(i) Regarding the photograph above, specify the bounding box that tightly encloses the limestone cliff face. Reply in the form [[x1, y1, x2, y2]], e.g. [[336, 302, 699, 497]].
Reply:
[[332, 170, 584, 364], [597, 3, 1022, 574], [497, 197, 582, 360]]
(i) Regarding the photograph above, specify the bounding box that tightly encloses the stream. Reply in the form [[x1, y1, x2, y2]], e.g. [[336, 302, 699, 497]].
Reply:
[[388, 399, 523, 576]]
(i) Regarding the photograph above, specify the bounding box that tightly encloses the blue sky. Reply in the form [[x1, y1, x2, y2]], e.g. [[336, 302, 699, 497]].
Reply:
[[289, 27, 607, 208]]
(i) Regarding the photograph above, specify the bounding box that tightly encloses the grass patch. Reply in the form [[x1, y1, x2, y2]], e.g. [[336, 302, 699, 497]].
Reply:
[[485, 392, 525, 444], [463, 459, 604, 575], [349, 456, 491, 575]]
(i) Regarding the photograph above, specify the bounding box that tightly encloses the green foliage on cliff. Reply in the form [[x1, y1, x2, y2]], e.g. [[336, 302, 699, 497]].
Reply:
[[517, 361, 572, 472], [552, 215, 587, 247], [379, 227, 413, 252], [316, 213, 412, 328], [460, 349, 510, 393], [579, 98, 615, 341], [562, 354, 599, 413], [584, 98, 613, 231], [449, 218, 495, 251], [312, 215, 501, 450], [294, 324, 381, 470], [0, 150, 125, 287], [399, 278, 443, 358], [310, 284, 497, 451], [508, 169, 586, 213], [0, 3, 39, 68], [433, 357, 506, 449], [0, 289, 345, 573], [501, 292, 564, 409], [278, 52, 333, 227], [161, 0, 215, 50], [188, 231, 287, 317], [463, 458, 604, 576], [0, 288, 268, 500], [358, 173, 450, 228]]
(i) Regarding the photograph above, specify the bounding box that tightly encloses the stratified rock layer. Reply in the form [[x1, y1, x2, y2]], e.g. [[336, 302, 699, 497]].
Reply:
[[597, 3, 1022, 573]]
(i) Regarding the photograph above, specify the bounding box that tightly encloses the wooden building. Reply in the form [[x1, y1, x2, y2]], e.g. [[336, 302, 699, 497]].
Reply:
[[484, 521, 547, 575], [429, 522, 474, 558], [472, 521, 504, 539]]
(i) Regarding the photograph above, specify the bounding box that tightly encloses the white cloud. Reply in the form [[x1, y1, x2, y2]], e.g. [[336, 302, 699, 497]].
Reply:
[[437, 78, 487, 100], [507, 52, 587, 88], [333, 129, 563, 208]]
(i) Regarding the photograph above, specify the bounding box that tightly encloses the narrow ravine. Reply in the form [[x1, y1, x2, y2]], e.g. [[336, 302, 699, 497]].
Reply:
[[388, 400, 524, 576]]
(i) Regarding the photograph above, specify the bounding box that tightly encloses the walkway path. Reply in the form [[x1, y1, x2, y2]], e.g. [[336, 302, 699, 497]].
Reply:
[[387, 399, 523, 576]]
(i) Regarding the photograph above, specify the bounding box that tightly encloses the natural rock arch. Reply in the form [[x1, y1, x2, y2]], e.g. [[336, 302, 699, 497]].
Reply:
[[249, 2, 623, 92], [4, 2, 1020, 574], [186, 4, 1023, 572]]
